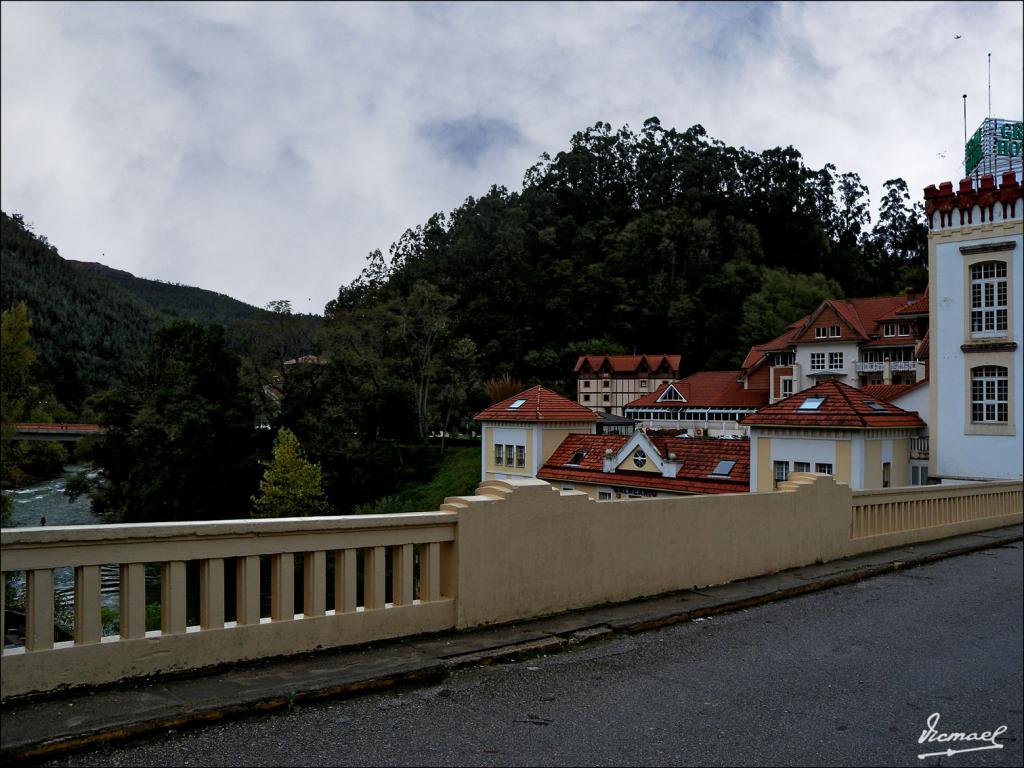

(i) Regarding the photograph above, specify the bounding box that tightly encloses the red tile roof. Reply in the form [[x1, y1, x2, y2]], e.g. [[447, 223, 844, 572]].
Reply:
[[574, 354, 682, 375], [625, 371, 768, 409], [741, 294, 926, 372], [861, 379, 927, 403], [538, 432, 749, 495], [896, 290, 929, 316], [915, 330, 929, 360], [739, 380, 925, 429], [474, 385, 598, 422]]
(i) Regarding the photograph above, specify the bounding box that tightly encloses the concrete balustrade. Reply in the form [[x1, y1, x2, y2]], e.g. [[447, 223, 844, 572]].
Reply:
[[1, 513, 457, 698], [2, 477, 1020, 700]]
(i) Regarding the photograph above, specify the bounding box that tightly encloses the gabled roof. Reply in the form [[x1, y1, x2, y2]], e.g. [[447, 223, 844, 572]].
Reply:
[[625, 371, 769, 409], [741, 294, 926, 373], [474, 385, 598, 423], [574, 354, 682, 375], [740, 380, 925, 429], [915, 330, 930, 360], [538, 432, 749, 495]]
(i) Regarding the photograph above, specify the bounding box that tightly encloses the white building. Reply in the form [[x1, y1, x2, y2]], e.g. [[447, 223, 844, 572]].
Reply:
[[924, 171, 1023, 481]]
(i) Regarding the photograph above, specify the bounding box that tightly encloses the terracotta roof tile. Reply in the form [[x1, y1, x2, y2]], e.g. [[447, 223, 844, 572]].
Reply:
[[574, 354, 682, 374], [625, 372, 768, 409], [538, 432, 749, 495], [740, 380, 925, 429], [896, 290, 929, 316], [474, 385, 598, 422]]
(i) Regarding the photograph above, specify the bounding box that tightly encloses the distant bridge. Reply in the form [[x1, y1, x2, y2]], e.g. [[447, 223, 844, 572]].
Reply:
[[13, 423, 104, 442]]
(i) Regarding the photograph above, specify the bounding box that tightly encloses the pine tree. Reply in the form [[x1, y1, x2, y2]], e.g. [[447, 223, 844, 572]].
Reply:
[[251, 427, 329, 518]]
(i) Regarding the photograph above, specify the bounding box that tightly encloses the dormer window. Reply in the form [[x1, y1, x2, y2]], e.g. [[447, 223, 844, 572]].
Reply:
[[632, 449, 647, 468], [798, 396, 826, 410], [883, 323, 897, 337], [658, 386, 685, 402], [898, 323, 910, 336]]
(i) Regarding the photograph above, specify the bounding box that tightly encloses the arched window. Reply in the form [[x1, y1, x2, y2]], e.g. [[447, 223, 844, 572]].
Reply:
[[971, 366, 1008, 423], [970, 262, 1008, 336]]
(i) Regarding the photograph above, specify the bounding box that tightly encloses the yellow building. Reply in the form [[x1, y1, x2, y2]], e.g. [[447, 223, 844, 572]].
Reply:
[[474, 386, 597, 482], [741, 380, 925, 491]]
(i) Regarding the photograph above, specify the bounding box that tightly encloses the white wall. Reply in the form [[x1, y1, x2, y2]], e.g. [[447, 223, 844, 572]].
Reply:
[[793, 341, 860, 392], [932, 227, 1023, 480]]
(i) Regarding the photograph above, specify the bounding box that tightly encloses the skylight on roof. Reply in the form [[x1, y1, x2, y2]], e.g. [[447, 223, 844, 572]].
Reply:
[[797, 396, 826, 411], [567, 449, 588, 466], [864, 400, 888, 412], [711, 460, 737, 477], [507, 399, 527, 410]]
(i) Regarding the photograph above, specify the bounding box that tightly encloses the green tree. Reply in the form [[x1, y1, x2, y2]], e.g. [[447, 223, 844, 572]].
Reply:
[[77, 321, 261, 522], [251, 427, 329, 518]]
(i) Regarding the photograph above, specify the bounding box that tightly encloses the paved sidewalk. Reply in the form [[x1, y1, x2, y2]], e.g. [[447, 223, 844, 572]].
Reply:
[[2, 525, 1021, 763]]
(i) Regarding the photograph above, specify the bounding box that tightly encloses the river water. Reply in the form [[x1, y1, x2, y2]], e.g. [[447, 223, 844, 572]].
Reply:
[[3, 466, 158, 627]]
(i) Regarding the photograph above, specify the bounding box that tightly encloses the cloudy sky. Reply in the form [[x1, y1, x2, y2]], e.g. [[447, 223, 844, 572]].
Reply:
[[3, 2, 1022, 314]]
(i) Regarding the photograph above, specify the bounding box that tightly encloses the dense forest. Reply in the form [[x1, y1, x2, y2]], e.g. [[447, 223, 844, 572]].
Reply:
[[1, 117, 928, 521]]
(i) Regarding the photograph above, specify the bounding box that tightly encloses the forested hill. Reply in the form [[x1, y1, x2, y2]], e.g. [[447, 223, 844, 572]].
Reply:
[[68, 260, 268, 327], [1, 211, 322, 412], [327, 118, 928, 385], [1, 211, 160, 409]]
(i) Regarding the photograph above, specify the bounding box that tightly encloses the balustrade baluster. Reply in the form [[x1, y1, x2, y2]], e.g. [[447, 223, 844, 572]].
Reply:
[[304, 551, 326, 617], [235, 556, 260, 625], [363, 546, 386, 610], [392, 544, 413, 606], [119, 563, 146, 640], [334, 549, 356, 613], [200, 558, 225, 629], [420, 542, 441, 601], [26, 568, 54, 651], [74, 565, 101, 645], [271, 553, 294, 621], [162, 561, 187, 634]]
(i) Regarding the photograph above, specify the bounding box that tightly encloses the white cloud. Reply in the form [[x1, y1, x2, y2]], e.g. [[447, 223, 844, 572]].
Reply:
[[2, 1, 1022, 313]]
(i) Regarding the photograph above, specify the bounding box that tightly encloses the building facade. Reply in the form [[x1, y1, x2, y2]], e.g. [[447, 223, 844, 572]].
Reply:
[[742, 380, 926, 492], [740, 295, 929, 404], [924, 171, 1024, 481], [623, 371, 768, 437], [474, 386, 597, 483], [574, 355, 681, 416]]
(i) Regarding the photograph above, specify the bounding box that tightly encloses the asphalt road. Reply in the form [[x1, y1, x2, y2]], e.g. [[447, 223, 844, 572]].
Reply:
[[45, 543, 1023, 768]]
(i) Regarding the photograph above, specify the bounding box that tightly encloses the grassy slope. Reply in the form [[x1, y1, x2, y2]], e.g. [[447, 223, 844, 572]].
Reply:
[[357, 445, 481, 514]]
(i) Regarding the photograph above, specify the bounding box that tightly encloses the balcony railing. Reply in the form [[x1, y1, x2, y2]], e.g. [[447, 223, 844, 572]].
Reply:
[[854, 360, 917, 373], [910, 436, 929, 459]]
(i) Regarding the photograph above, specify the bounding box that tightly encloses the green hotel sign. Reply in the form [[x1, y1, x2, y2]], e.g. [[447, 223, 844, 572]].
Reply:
[[965, 118, 1024, 175]]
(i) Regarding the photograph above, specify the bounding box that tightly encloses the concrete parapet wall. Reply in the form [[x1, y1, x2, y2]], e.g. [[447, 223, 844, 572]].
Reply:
[[2, 475, 1020, 699]]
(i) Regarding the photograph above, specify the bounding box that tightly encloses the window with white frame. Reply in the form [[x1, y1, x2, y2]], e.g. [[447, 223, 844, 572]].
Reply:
[[829, 325, 841, 337], [898, 323, 910, 336], [971, 366, 1008, 422], [640, 380, 648, 388], [773, 461, 789, 489], [810, 352, 826, 370], [794, 462, 811, 473], [883, 323, 896, 337], [815, 326, 828, 339], [781, 378, 794, 398], [829, 352, 844, 369], [882, 462, 891, 488], [970, 261, 1008, 336], [815, 463, 833, 475]]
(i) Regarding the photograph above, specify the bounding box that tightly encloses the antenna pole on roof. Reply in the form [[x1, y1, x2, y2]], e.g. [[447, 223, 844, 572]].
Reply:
[[962, 94, 969, 179], [987, 53, 993, 177]]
